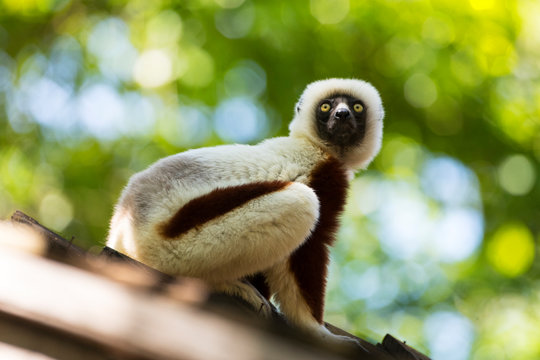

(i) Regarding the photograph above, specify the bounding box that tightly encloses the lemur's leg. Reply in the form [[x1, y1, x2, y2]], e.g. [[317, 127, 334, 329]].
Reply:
[[265, 260, 360, 344], [265, 259, 317, 329], [212, 279, 273, 317]]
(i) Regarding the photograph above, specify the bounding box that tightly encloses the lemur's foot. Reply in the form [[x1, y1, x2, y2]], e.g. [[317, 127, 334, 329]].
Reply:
[[212, 280, 272, 318]]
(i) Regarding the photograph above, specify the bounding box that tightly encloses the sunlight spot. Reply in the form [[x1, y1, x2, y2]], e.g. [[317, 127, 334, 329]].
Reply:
[[214, 97, 268, 143], [310, 0, 349, 25], [434, 208, 484, 263], [48, 35, 82, 87], [479, 295, 540, 358], [215, 2, 255, 39], [145, 10, 183, 47], [498, 154, 536, 195], [24, 77, 74, 130], [161, 106, 212, 148], [424, 311, 474, 360], [478, 35, 515, 76], [179, 47, 214, 88], [379, 136, 423, 176], [375, 183, 432, 260], [386, 37, 424, 71], [404, 73, 438, 108], [87, 18, 137, 81], [519, 1, 540, 54], [134, 49, 173, 88], [469, 0, 495, 11], [223, 60, 266, 98], [421, 156, 481, 207], [39, 191, 73, 232], [77, 82, 126, 140], [422, 16, 455, 48], [1, 0, 60, 14], [487, 223, 535, 277], [349, 177, 382, 216]]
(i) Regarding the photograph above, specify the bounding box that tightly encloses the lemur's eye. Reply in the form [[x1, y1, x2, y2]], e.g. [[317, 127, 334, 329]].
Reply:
[[353, 103, 364, 112], [320, 103, 331, 112]]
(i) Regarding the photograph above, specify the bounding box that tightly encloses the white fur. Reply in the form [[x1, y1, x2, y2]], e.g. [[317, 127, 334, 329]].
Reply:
[[266, 259, 316, 328], [107, 78, 384, 343], [289, 78, 384, 170], [139, 181, 319, 282]]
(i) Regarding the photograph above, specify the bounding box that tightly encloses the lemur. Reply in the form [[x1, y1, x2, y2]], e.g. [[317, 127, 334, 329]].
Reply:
[[107, 78, 384, 343]]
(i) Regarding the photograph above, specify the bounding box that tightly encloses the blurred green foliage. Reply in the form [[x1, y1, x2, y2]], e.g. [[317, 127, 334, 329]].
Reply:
[[1, 0, 539, 358]]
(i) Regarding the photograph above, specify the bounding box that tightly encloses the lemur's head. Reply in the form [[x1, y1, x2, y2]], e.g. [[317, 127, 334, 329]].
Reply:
[[289, 78, 384, 170]]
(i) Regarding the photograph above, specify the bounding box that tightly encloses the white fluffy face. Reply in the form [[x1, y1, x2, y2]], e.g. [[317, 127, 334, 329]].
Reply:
[[289, 78, 384, 171]]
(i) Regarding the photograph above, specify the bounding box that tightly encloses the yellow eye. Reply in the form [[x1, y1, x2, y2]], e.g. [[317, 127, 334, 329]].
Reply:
[[353, 103, 364, 112], [320, 103, 331, 112]]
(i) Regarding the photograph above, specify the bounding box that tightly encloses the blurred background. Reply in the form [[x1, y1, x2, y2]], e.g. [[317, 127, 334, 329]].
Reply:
[[0, 0, 539, 358]]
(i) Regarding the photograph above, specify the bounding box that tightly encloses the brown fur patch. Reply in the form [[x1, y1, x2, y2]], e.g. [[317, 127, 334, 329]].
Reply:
[[289, 157, 349, 323], [159, 181, 290, 239]]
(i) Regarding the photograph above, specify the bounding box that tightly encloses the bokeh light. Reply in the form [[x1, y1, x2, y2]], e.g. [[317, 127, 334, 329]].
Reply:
[[497, 154, 536, 196], [214, 97, 268, 143], [473, 293, 540, 360], [422, 16, 455, 48], [421, 156, 481, 207], [134, 49, 174, 88], [404, 73, 438, 109], [24, 77, 74, 131], [223, 60, 267, 98], [87, 18, 138, 82], [310, 0, 349, 25], [1, 0, 68, 15], [178, 47, 215, 88], [38, 191, 73, 231], [160, 105, 212, 148], [486, 223, 535, 277], [144, 10, 183, 47], [424, 311, 475, 360], [434, 208, 484, 263], [215, 2, 255, 39], [77, 83, 127, 140]]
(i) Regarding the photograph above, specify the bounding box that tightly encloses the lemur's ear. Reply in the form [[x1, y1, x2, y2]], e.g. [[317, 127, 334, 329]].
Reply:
[[295, 97, 303, 114]]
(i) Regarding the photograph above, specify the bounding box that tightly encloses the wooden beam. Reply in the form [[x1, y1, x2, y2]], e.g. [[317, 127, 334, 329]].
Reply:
[[3, 211, 431, 359], [0, 249, 360, 360]]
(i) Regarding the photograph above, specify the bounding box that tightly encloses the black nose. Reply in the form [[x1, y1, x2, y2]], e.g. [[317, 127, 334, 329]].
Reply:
[[335, 108, 350, 119]]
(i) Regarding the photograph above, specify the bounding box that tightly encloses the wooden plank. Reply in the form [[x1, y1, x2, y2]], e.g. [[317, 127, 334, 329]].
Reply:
[[0, 249, 362, 360], [0, 314, 114, 360], [10, 210, 86, 260], [381, 335, 431, 360], [0, 341, 57, 360]]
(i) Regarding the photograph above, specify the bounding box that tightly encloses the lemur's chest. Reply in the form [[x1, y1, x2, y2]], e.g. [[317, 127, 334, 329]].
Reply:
[[305, 158, 349, 244]]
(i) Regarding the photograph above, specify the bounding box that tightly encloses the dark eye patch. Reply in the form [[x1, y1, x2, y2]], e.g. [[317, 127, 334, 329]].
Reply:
[[314, 93, 367, 148]]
